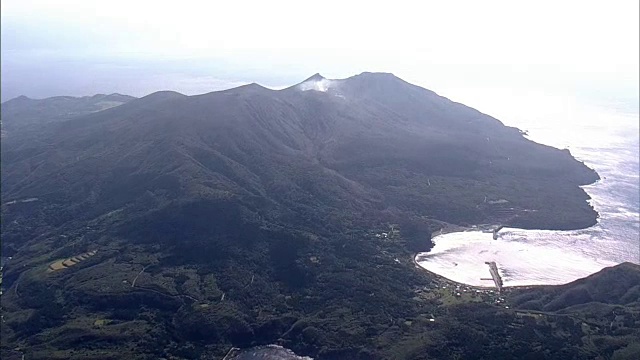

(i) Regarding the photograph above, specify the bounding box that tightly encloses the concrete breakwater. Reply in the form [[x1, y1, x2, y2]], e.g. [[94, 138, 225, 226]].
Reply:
[[484, 261, 503, 292]]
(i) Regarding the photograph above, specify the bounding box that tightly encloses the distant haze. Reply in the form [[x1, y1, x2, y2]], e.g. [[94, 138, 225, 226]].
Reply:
[[2, 0, 638, 111]]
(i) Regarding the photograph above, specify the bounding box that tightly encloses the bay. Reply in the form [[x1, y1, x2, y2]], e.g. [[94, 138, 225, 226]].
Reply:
[[416, 89, 639, 286]]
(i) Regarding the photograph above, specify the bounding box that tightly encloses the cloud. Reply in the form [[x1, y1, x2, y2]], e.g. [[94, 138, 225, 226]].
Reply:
[[1, 0, 637, 101]]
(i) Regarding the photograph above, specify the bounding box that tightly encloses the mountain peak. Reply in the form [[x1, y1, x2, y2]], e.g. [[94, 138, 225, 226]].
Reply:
[[296, 73, 334, 92], [141, 90, 186, 100], [349, 72, 402, 82], [7, 95, 32, 103], [358, 71, 396, 77], [240, 82, 269, 90], [302, 73, 326, 82]]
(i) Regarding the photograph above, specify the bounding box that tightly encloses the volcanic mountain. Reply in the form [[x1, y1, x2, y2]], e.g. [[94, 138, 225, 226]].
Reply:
[[0, 72, 613, 359], [1, 73, 597, 239]]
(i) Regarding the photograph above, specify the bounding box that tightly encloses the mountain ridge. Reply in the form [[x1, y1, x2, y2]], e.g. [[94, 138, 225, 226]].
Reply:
[[0, 93, 137, 135], [2, 93, 134, 103]]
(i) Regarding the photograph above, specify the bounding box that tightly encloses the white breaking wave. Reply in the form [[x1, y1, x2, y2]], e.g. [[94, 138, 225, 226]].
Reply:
[[416, 229, 619, 287]]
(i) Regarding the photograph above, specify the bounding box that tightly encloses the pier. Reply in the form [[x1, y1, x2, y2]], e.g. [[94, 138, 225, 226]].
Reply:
[[483, 261, 503, 292], [492, 225, 504, 240]]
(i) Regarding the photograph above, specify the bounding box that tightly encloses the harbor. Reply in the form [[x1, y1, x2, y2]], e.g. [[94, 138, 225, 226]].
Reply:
[[414, 225, 619, 288]]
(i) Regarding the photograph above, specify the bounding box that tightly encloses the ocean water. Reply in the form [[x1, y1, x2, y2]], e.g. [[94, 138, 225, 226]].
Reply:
[[416, 90, 639, 287]]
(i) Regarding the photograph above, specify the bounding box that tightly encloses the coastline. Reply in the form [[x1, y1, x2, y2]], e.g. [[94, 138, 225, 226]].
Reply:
[[413, 171, 608, 290], [413, 217, 619, 289], [412, 252, 537, 292], [412, 145, 605, 289]]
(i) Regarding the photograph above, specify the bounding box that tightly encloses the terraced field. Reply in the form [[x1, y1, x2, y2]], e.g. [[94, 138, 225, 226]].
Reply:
[[48, 250, 97, 272]]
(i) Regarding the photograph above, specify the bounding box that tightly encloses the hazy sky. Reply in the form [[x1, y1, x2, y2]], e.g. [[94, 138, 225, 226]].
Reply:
[[2, 0, 638, 107]]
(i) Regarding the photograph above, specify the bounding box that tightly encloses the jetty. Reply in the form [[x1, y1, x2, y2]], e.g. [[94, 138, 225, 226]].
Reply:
[[483, 261, 503, 292], [492, 225, 505, 240]]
